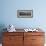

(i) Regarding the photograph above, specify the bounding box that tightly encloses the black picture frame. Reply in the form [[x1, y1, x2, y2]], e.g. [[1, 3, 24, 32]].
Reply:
[[17, 10, 33, 18]]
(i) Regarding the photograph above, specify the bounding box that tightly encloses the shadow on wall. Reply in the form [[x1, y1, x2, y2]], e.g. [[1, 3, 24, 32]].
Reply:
[[0, 24, 7, 43]]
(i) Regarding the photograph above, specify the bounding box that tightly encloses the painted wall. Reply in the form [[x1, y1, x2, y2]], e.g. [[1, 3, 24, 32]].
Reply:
[[0, 0, 46, 32]]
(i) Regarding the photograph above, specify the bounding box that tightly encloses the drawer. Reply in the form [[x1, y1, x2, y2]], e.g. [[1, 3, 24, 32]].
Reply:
[[3, 32, 23, 36], [24, 32, 45, 36], [3, 44, 15, 46], [32, 36, 45, 44], [3, 43, 23, 46], [32, 44, 44, 46], [3, 36, 23, 44]]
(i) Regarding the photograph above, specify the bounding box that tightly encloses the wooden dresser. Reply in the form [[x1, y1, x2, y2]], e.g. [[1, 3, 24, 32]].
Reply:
[[2, 32, 45, 46]]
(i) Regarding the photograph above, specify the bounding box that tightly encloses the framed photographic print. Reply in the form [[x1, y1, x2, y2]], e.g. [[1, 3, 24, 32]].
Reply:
[[17, 10, 33, 18]]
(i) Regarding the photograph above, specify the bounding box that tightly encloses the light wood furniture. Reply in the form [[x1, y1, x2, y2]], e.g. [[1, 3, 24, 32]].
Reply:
[[2, 32, 45, 46]]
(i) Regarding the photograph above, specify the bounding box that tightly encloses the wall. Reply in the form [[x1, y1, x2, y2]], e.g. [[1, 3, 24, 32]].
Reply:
[[0, 0, 46, 31]]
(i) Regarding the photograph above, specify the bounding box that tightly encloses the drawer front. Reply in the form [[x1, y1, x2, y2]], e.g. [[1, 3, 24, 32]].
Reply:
[[3, 32, 23, 36], [24, 32, 44, 36], [32, 36, 45, 44], [32, 44, 44, 46], [3, 44, 15, 46], [3, 43, 23, 46], [3, 34, 23, 46], [3, 36, 23, 44]]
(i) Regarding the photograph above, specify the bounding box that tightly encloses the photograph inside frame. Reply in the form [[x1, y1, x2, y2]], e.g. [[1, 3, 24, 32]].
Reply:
[[17, 10, 33, 18]]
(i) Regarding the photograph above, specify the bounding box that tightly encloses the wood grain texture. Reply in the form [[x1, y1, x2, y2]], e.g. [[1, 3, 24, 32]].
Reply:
[[24, 32, 45, 46], [2, 32, 45, 46], [2, 32, 24, 46]]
